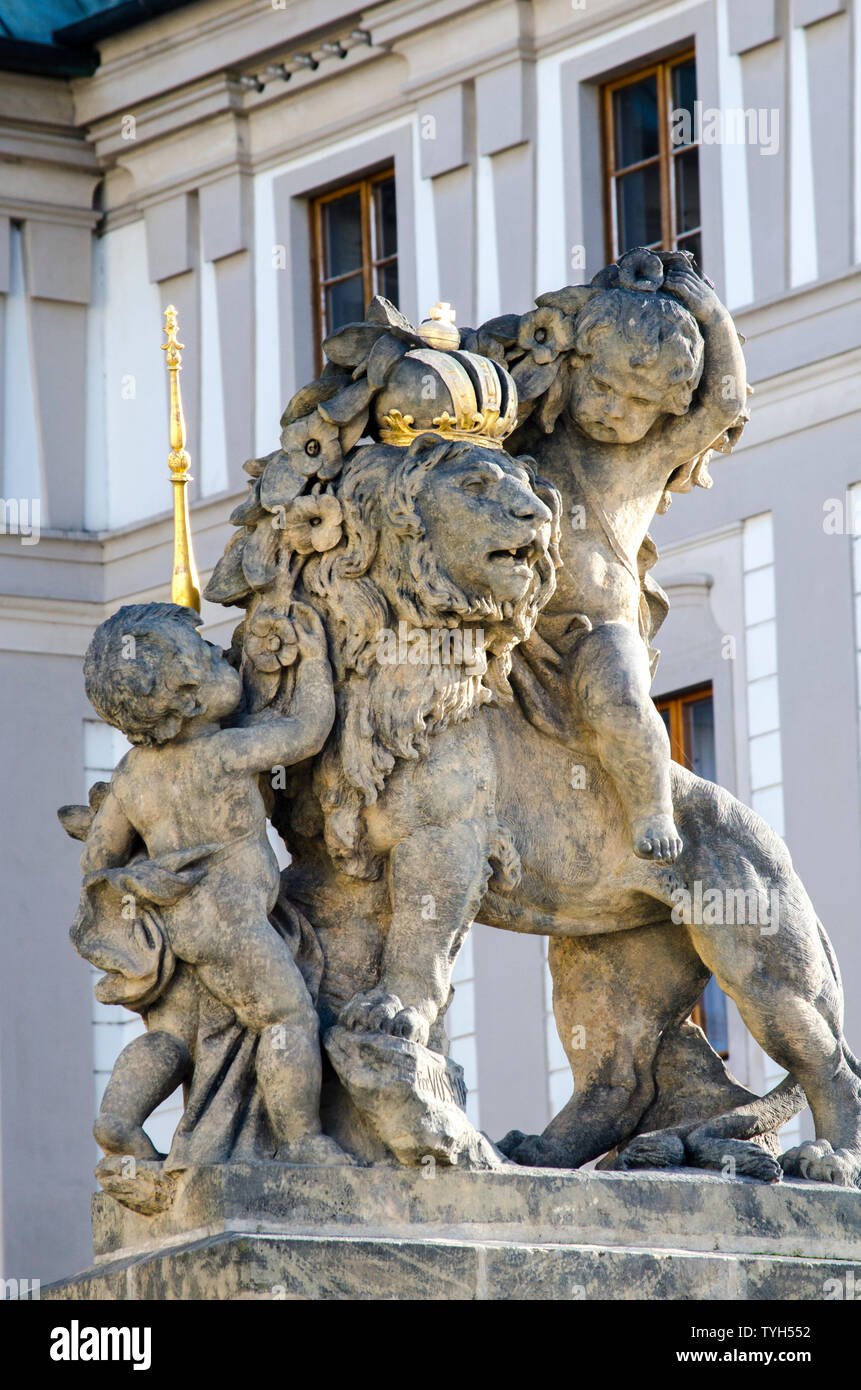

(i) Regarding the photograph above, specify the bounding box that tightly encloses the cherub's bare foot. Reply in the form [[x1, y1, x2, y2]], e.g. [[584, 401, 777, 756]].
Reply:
[[781, 1139, 861, 1187], [93, 1114, 162, 1160], [275, 1133, 360, 1166], [632, 812, 683, 863]]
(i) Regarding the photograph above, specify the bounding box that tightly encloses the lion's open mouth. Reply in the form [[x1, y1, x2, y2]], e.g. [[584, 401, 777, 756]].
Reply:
[[487, 543, 533, 566]]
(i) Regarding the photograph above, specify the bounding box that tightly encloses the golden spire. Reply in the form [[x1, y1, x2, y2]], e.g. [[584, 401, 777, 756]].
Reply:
[[161, 305, 201, 612]]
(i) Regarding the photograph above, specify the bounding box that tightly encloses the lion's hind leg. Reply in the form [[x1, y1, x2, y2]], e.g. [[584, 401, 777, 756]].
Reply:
[[672, 768, 861, 1188]]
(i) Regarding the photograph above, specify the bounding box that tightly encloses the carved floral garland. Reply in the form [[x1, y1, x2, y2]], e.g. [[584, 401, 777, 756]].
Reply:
[[205, 249, 747, 713]]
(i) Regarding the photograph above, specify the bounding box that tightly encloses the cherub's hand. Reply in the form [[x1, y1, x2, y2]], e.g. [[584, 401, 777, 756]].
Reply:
[[289, 600, 329, 662], [662, 263, 721, 322]]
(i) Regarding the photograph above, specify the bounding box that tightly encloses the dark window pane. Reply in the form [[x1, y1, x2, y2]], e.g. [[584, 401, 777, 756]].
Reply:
[[674, 147, 700, 233], [325, 273, 365, 333], [614, 75, 659, 168], [376, 261, 399, 306], [671, 59, 697, 136], [683, 696, 716, 782], [658, 707, 671, 739], [322, 191, 362, 279], [676, 229, 702, 268], [616, 164, 662, 250], [374, 177, 397, 260], [700, 976, 729, 1054]]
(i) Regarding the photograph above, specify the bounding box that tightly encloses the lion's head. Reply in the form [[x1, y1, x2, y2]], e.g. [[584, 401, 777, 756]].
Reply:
[[298, 434, 561, 878]]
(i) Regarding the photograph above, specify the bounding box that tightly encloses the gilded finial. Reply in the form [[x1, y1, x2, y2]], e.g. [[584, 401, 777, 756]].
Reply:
[[418, 300, 460, 350], [162, 305, 201, 612]]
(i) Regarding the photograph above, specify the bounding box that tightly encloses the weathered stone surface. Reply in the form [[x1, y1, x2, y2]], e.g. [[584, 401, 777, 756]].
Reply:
[[45, 1165, 861, 1301], [46, 1232, 861, 1302], [86, 1165, 861, 1264], [324, 1026, 505, 1170], [95, 1156, 178, 1216]]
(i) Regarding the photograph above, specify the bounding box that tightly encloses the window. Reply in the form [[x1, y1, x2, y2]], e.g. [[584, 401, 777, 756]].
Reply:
[[655, 682, 728, 1056], [603, 52, 701, 268], [655, 683, 715, 781], [310, 169, 398, 368]]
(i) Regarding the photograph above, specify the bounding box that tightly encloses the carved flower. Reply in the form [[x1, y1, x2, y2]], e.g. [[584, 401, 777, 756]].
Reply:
[[616, 247, 665, 292], [245, 611, 299, 673], [280, 408, 342, 480], [280, 494, 343, 555], [516, 307, 576, 365]]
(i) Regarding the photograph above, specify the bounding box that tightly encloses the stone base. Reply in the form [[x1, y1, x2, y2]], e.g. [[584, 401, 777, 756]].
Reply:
[[43, 1164, 861, 1301]]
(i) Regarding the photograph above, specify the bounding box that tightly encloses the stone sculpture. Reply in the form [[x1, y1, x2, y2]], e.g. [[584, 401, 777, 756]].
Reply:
[[61, 599, 354, 1199], [62, 253, 861, 1214]]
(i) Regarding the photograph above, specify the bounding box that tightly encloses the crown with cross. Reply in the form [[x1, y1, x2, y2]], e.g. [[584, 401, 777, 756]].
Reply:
[[376, 302, 519, 450]]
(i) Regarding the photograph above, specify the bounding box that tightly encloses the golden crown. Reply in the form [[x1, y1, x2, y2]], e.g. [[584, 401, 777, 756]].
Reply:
[[380, 404, 515, 449], [376, 307, 519, 450]]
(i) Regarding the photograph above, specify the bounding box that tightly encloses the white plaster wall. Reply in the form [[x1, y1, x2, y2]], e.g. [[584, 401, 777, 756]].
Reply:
[[713, 0, 754, 307], [743, 513, 786, 836], [741, 513, 801, 1146], [449, 933, 480, 1128], [543, 946, 571, 1122], [93, 220, 168, 531], [1, 226, 42, 514], [198, 237, 228, 498]]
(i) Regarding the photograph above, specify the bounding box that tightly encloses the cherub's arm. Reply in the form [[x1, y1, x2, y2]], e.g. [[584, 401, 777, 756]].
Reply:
[[655, 263, 747, 466], [80, 784, 138, 877], [216, 603, 336, 775]]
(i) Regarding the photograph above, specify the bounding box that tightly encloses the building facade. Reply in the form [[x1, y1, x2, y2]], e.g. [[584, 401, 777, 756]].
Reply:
[[1, 0, 859, 1283]]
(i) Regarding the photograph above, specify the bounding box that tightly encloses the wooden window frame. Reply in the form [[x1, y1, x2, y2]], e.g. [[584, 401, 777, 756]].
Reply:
[[310, 166, 396, 373], [654, 681, 726, 1051], [602, 49, 701, 264], [655, 681, 712, 771]]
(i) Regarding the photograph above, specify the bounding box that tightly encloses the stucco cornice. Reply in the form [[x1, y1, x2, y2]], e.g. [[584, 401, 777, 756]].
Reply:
[[69, 0, 368, 126]]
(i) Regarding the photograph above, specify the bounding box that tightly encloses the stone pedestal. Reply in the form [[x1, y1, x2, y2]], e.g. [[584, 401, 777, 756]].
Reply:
[[44, 1165, 861, 1300]]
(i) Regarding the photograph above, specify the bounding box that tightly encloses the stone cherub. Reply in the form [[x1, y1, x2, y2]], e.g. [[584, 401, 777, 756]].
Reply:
[[510, 250, 746, 863], [65, 599, 353, 1168]]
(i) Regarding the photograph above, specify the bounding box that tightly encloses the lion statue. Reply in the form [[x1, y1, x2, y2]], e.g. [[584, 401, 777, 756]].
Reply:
[[207, 290, 861, 1186], [280, 431, 560, 1046]]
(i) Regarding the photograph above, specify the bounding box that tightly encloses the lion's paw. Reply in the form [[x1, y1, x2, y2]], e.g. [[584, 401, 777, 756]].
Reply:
[[339, 989, 403, 1034], [616, 1132, 686, 1171], [781, 1139, 861, 1187], [496, 1130, 572, 1168], [497, 1129, 527, 1159], [389, 1006, 430, 1046], [687, 1134, 782, 1183]]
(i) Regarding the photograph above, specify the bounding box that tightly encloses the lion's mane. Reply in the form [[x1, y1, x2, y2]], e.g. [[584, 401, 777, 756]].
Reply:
[[300, 434, 560, 878]]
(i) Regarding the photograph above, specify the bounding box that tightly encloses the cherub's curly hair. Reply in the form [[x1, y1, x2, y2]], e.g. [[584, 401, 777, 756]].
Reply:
[[299, 434, 560, 877], [574, 287, 704, 414], [84, 603, 207, 746]]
